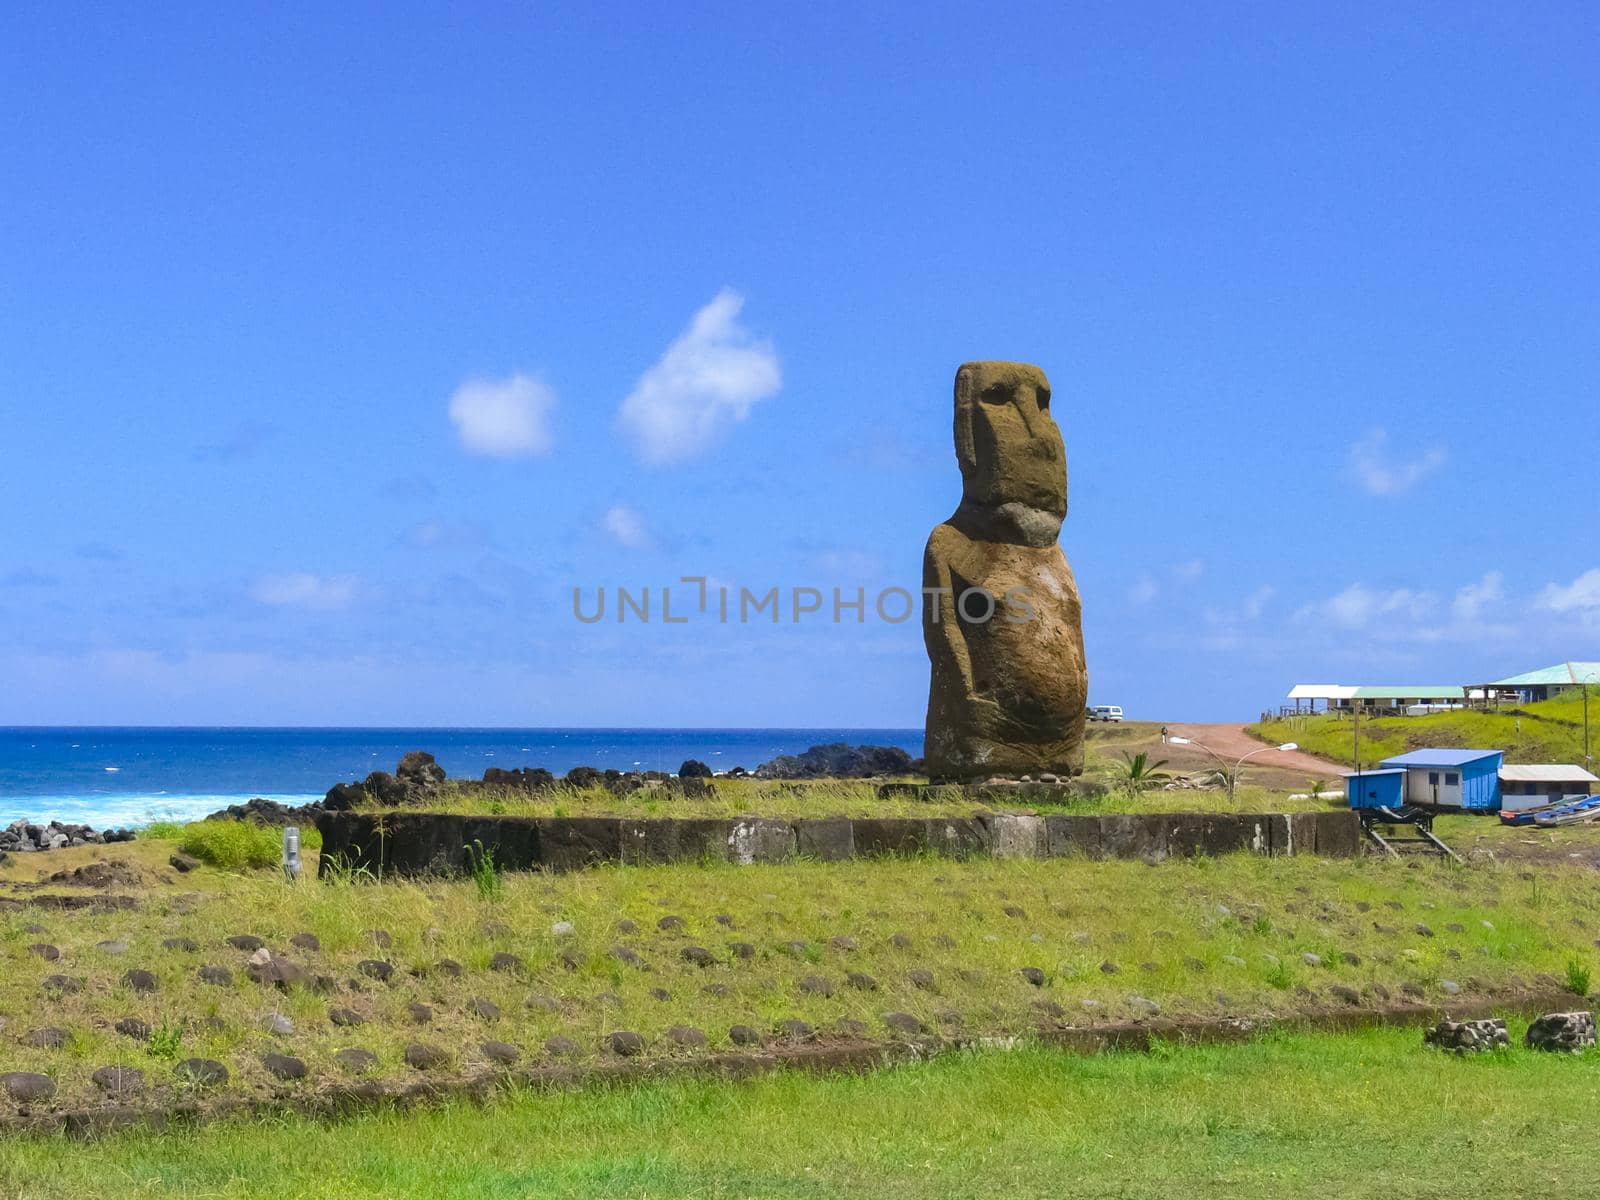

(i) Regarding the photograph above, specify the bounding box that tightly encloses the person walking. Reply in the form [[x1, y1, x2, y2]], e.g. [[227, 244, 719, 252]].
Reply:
[[1160, 725, 1170, 745]]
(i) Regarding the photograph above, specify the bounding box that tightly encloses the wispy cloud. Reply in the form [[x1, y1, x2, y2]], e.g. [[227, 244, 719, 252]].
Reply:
[[1172, 559, 1205, 582], [1350, 428, 1447, 496], [600, 504, 651, 550], [449, 374, 556, 459], [248, 572, 358, 611], [617, 289, 781, 465], [1128, 574, 1159, 605], [1537, 567, 1600, 617], [1452, 570, 1505, 623], [1307, 582, 1436, 630]]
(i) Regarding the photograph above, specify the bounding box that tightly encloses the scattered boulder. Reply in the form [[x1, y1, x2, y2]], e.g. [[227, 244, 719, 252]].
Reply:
[[481, 1041, 521, 1065], [729, 1024, 763, 1047], [21, 1027, 67, 1049], [397, 751, 447, 792], [226, 934, 266, 953], [489, 952, 524, 974], [163, 937, 199, 952], [468, 998, 501, 1022], [404, 1043, 449, 1071], [198, 965, 233, 986], [27, 943, 60, 961], [262, 1053, 308, 1081], [1525, 1011, 1597, 1053], [798, 975, 834, 997], [678, 760, 713, 779], [483, 766, 556, 792], [1019, 967, 1046, 987], [356, 959, 394, 983], [777, 1019, 814, 1041], [607, 1030, 645, 1057], [169, 853, 200, 873], [114, 1017, 151, 1040], [667, 1025, 707, 1049], [883, 1011, 925, 1036], [544, 1035, 581, 1057], [91, 1066, 144, 1095], [203, 796, 324, 826], [290, 933, 321, 952], [1426, 1018, 1510, 1053], [754, 743, 914, 779], [406, 1004, 434, 1026], [329, 1007, 365, 1028], [121, 968, 158, 993], [2, 1072, 56, 1103]]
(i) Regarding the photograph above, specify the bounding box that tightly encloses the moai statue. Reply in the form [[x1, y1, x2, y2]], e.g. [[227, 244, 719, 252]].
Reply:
[[922, 361, 1088, 780]]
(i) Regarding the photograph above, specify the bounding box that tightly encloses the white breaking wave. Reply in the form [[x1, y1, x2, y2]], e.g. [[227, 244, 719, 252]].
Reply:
[[0, 793, 324, 830]]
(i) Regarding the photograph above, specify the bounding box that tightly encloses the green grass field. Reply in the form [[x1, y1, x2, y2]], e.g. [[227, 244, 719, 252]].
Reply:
[[6, 834, 1600, 1117], [1250, 693, 1600, 769], [6, 1026, 1600, 1198]]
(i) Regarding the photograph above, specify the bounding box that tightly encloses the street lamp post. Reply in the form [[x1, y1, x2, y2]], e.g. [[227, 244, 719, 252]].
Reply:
[[1168, 736, 1300, 804]]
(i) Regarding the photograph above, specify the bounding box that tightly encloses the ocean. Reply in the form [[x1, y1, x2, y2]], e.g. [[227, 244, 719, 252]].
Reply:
[[0, 727, 925, 829]]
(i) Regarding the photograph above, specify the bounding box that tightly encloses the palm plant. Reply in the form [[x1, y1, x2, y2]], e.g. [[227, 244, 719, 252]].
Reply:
[[1116, 751, 1171, 796]]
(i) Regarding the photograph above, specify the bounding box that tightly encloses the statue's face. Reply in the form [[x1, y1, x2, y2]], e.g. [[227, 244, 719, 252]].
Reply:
[[955, 361, 1066, 520]]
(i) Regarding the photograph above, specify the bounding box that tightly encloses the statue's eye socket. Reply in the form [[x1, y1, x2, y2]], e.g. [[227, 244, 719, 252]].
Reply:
[[980, 386, 1009, 405], [1037, 388, 1051, 410]]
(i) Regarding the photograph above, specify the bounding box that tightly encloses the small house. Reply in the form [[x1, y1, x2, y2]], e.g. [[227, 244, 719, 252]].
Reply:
[[1344, 768, 1405, 810], [1470, 663, 1600, 705], [1377, 749, 1505, 811], [1499, 764, 1599, 810]]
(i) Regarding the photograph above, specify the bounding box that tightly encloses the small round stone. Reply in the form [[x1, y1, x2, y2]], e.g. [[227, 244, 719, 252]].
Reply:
[[489, 952, 524, 974], [262, 1053, 308, 1081], [406, 1003, 434, 1025], [667, 1025, 707, 1048], [266, 1013, 295, 1036], [681, 946, 715, 968], [356, 959, 394, 982], [21, 1027, 67, 1049], [729, 1024, 764, 1047], [481, 1040, 521, 1065], [162, 937, 200, 952], [366, 929, 393, 949], [798, 975, 834, 997], [404, 1043, 449, 1071], [97, 940, 131, 955], [91, 1065, 144, 1095], [122, 968, 159, 993], [27, 943, 60, 961], [226, 935, 266, 952], [777, 1019, 814, 1041], [469, 998, 501, 1022], [658, 915, 685, 932], [290, 932, 321, 951], [435, 958, 464, 977], [908, 969, 935, 990], [42, 975, 81, 994], [198, 965, 233, 986], [544, 1035, 581, 1057], [1019, 967, 1047, 987], [115, 1016, 151, 1040], [884, 1011, 924, 1036], [607, 1030, 646, 1057], [2, 1072, 56, 1103], [847, 971, 879, 991], [329, 1007, 365, 1027]]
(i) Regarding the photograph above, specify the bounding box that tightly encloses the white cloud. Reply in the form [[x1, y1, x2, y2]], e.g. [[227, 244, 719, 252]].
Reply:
[[617, 289, 781, 465], [1452, 570, 1505, 623], [1350, 428, 1447, 496], [448, 373, 556, 459], [1128, 574, 1159, 605], [1241, 584, 1276, 620], [1172, 559, 1206, 582], [1315, 582, 1435, 630], [601, 504, 651, 550], [249, 572, 358, 611], [1538, 568, 1600, 615]]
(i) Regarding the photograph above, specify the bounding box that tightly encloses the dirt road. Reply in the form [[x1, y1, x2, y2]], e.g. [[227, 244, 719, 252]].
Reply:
[[1164, 723, 1348, 782]]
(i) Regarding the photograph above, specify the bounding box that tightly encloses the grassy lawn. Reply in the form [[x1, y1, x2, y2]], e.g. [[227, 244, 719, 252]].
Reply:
[[5, 1026, 1600, 1198], [1250, 694, 1600, 768], [5, 835, 1600, 1118], [364, 775, 1330, 819]]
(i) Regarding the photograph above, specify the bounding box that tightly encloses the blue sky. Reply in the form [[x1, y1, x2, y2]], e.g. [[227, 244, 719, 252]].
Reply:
[[2, 3, 1596, 727]]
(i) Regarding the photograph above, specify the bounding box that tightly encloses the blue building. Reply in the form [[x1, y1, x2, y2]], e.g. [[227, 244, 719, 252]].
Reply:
[[1377, 749, 1504, 811], [1345, 768, 1406, 810]]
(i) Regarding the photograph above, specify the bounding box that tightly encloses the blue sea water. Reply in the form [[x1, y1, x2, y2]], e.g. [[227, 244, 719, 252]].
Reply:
[[0, 727, 925, 828]]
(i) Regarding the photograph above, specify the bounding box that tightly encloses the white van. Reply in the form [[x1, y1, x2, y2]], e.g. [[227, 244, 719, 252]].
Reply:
[[1089, 705, 1124, 722]]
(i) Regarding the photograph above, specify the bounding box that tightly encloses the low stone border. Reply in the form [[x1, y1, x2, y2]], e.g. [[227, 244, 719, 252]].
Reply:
[[314, 809, 1361, 877], [0, 989, 1571, 1140]]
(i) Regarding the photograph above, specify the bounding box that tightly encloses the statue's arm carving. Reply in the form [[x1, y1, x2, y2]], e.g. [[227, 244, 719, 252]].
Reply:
[[922, 535, 975, 701]]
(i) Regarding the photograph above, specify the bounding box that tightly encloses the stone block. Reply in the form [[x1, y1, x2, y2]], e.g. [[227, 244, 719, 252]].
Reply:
[[980, 813, 1047, 859], [727, 819, 796, 864], [794, 818, 855, 861], [1044, 814, 1102, 858], [535, 818, 624, 871]]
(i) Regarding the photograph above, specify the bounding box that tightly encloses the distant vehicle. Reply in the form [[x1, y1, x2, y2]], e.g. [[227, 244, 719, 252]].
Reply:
[[1089, 705, 1124, 722]]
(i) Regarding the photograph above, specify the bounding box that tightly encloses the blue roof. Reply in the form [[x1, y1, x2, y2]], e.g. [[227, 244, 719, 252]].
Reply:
[[1380, 749, 1503, 768], [1342, 768, 1405, 777]]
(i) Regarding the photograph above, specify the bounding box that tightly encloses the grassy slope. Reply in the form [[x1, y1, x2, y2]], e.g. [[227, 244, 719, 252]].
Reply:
[[7, 1027, 1600, 1198], [5, 836, 1600, 1114], [1249, 694, 1600, 769]]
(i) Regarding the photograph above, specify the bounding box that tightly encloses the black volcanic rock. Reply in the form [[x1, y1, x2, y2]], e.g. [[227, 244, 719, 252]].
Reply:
[[753, 743, 914, 780]]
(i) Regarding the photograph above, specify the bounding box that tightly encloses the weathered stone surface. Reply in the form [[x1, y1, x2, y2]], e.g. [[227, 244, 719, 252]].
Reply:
[[852, 819, 930, 858], [198, 965, 233, 986], [1525, 1011, 1597, 1053], [980, 813, 1048, 859], [621, 818, 736, 866], [1044, 814, 1103, 858], [481, 1040, 521, 1065], [922, 361, 1087, 781], [729, 1024, 763, 1047], [667, 1025, 707, 1048], [1098, 814, 1168, 863], [727, 818, 797, 865], [1426, 1018, 1509, 1053], [543, 1035, 581, 1057], [794, 818, 855, 862], [121, 968, 158, 993], [163, 936, 199, 952], [115, 1017, 151, 1040], [534, 817, 623, 871], [21, 1027, 67, 1048]]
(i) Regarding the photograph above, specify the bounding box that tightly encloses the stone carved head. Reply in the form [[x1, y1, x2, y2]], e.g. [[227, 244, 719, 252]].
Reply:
[[952, 361, 1066, 542]]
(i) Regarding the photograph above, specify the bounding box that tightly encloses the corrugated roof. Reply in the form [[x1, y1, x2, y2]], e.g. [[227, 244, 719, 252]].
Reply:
[[1500, 764, 1600, 783], [1288, 684, 1357, 700], [1349, 686, 1465, 699], [1341, 768, 1406, 778], [1380, 749, 1504, 768], [1490, 662, 1600, 687]]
